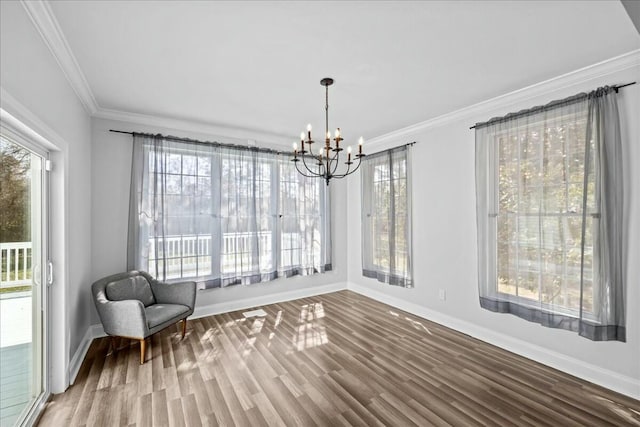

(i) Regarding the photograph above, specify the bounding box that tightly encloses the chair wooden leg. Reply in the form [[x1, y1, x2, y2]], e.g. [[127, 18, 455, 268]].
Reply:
[[110, 336, 118, 354], [181, 318, 187, 339], [139, 339, 146, 365]]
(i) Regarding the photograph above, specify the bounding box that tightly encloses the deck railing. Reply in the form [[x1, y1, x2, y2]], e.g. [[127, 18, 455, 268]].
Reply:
[[148, 232, 273, 279], [2, 232, 302, 287], [0, 242, 32, 288]]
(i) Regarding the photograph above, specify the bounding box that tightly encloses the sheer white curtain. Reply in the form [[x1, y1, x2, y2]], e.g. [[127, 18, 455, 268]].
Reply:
[[218, 147, 277, 286], [475, 86, 625, 341], [278, 156, 331, 277], [127, 135, 218, 284], [128, 135, 331, 289], [361, 145, 412, 287]]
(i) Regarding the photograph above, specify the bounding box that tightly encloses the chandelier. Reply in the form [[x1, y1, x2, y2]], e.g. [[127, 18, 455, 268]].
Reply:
[[292, 77, 365, 185]]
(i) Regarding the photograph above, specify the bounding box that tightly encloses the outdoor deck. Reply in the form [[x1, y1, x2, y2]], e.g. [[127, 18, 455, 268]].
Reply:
[[0, 294, 32, 427]]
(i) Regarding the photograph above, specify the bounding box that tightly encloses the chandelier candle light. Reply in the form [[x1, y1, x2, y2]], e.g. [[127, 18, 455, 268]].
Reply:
[[292, 77, 365, 185]]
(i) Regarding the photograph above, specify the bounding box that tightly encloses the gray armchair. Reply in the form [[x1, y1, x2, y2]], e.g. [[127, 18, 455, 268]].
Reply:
[[91, 271, 196, 364]]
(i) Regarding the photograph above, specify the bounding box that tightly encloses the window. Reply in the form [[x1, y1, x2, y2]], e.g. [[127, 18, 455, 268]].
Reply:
[[219, 149, 276, 284], [279, 159, 328, 276], [493, 110, 594, 315], [128, 136, 331, 289], [475, 86, 625, 341], [146, 148, 215, 280], [361, 145, 412, 287]]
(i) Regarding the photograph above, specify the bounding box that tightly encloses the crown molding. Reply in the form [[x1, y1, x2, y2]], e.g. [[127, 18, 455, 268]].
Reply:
[[17, 1, 639, 149], [366, 49, 640, 149], [94, 107, 292, 147], [21, 0, 98, 115], [16, 0, 290, 145], [1, 86, 68, 151]]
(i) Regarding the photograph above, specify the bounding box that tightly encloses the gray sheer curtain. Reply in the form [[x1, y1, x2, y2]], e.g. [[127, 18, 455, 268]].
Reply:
[[585, 87, 625, 340], [475, 86, 625, 341], [278, 156, 331, 277], [217, 147, 277, 286], [128, 134, 331, 289], [128, 135, 220, 286], [361, 145, 412, 287]]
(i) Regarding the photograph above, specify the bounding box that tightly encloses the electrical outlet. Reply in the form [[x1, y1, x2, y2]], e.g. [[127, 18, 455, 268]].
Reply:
[[438, 289, 446, 301]]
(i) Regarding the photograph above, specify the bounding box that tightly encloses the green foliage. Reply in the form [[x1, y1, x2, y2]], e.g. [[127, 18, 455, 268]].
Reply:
[[495, 118, 594, 312], [0, 139, 30, 243]]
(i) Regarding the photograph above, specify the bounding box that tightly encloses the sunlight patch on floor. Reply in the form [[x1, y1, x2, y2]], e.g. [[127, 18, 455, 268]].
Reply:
[[274, 310, 283, 328], [293, 322, 328, 351], [242, 337, 256, 358], [405, 316, 432, 335], [299, 303, 325, 322], [249, 318, 265, 336]]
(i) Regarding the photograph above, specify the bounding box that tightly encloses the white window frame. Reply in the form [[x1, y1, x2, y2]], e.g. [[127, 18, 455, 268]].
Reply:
[[488, 115, 599, 320]]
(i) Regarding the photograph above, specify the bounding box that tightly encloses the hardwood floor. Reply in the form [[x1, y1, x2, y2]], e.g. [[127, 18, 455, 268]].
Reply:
[[37, 290, 640, 426]]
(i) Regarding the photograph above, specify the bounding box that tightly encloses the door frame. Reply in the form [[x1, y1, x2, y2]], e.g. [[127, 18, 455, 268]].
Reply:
[[0, 124, 50, 426], [1, 97, 70, 399]]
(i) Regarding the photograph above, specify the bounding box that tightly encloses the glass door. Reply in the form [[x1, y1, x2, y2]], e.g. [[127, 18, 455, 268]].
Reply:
[[0, 134, 47, 427]]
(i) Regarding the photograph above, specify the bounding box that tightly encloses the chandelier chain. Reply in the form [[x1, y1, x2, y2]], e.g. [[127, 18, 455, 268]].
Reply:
[[325, 84, 329, 137]]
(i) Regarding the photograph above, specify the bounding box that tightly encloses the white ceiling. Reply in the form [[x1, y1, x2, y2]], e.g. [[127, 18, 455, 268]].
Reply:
[[49, 1, 639, 144]]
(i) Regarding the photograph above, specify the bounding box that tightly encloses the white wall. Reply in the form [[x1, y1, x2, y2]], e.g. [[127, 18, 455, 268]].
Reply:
[[0, 1, 92, 393], [90, 117, 348, 324], [346, 54, 640, 397]]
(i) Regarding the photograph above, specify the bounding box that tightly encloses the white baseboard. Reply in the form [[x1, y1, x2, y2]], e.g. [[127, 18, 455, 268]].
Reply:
[[192, 282, 348, 319], [70, 282, 348, 385], [347, 282, 640, 400], [69, 324, 104, 385]]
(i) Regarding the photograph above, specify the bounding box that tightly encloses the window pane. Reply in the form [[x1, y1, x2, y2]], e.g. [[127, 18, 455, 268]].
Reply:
[[166, 175, 181, 195], [497, 213, 517, 295], [494, 108, 594, 315], [197, 156, 211, 176], [167, 153, 182, 174], [363, 150, 410, 283], [182, 155, 196, 175]]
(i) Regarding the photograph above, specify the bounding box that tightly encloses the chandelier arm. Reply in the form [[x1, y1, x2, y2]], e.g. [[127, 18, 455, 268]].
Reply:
[[294, 160, 321, 178], [332, 157, 363, 178], [330, 152, 341, 176], [307, 151, 327, 177], [316, 162, 325, 177], [347, 158, 363, 175], [300, 152, 321, 176], [333, 162, 351, 178]]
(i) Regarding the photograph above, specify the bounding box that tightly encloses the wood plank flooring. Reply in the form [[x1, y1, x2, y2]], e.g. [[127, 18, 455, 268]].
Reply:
[[37, 290, 640, 426]]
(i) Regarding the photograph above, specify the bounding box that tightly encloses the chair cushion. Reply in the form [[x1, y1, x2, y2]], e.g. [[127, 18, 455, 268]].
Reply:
[[144, 304, 190, 329], [105, 275, 156, 307]]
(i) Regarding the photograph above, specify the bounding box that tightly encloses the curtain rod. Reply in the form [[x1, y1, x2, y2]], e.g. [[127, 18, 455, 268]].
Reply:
[[109, 129, 287, 155], [469, 81, 636, 130], [361, 141, 416, 160], [109, 129, 415, 157]]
